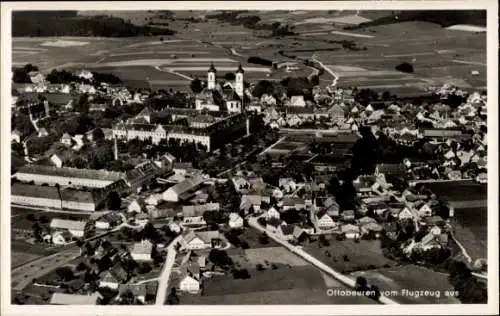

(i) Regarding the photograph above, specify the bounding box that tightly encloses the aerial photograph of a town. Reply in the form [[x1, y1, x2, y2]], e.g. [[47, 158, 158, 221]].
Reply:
[[3, 4, 496, 310]]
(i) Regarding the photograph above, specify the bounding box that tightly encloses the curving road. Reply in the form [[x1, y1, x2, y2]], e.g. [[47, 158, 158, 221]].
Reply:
[[312, 57, 339, 87]]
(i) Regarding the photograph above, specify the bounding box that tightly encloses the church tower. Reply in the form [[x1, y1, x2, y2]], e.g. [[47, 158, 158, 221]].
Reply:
[[207, 63, 216, 90], [235, 64, 244, 98]]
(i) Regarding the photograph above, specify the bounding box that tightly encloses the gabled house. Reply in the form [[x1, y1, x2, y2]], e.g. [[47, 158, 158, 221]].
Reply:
[[12, 129, 22, 143], [265, 207, 280, 220], [37, 127, 49, 137], [311, 209, 338, 231], [341, 224, 360, 239], [340, 210, 355, 222], [52, 230, 72, 245], [228, 212, 244, 229], [178, 266, 201, 293], [61, 133, 73, 146], [281, 197, 306, 211], [417, 203, 433, 218], [293, 226, 309, 242], [358, 216, 377, 226], [398, 207, 415, 220], [135, 213, 151, 226], [145, 194, 162, 206], [99, 270, 121, 290], [360, 222, 383, 238], [50, 219, 88, 238], [240, 194, 262, 215], [181, 230, 222, 250], [127, 199, 146, 213], [117, 283, 148, 304], [276, 224, 295, 241], [130, 239, 154, 262]]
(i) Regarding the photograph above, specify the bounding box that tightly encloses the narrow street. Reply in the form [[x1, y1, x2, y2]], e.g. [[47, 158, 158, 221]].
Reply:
[[155, 235, 182, 305], [247, 217, 399, 305]]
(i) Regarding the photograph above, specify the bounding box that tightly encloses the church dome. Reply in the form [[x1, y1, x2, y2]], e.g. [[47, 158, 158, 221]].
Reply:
[[236, 64, 245, 74], [208, 63, 216, 73]]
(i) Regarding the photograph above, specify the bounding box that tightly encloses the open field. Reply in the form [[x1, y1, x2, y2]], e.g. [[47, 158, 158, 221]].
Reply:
[[11, 247, 81, 290], [13, 11, 486, 94], [11, 252, 42, 269], [424, 180, 487, 202], [177, 264, 375, 304], [453, 206, 487, 260], [350, 265, 460, 304], [179, 287, 375, 304], [236, 247, 309, 268], [303, 239, 398, 273]]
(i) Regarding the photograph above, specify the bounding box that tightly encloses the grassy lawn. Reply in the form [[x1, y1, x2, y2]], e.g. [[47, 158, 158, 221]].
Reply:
[[179, 287, 376, 304], [203, 265, 326, 296], [350, 265, 460, 304], [303, 239, 398, 274], [244, 247, 309, 267], [452, 207, 487, 260], [11, 251, 42, 269], [238, 227, 280, 249]]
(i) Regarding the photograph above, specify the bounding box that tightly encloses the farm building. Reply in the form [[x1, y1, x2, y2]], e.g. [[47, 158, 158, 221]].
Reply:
[[49, 218, 89, 238], [13, 165, 125, 188], [162, 175, 205, 202], [11, 183, 62, 209]]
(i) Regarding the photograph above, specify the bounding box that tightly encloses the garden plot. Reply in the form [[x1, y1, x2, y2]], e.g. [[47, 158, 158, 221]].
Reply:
[[244, 247, 309, 267]]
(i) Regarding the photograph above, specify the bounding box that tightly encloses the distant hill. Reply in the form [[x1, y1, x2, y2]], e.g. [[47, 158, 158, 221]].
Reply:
[[12, 11, 176, 37], [346, 10, 486, 30]]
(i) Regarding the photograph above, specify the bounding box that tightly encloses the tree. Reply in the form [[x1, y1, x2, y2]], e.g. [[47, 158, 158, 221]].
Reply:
[[259, 232, 269, 244], [26, 214, 36, 222], [190, 78, 204, 93], [256, 264, 265, 271], [224, 72, 236, 81], [395, 62, 414, 73], [203, 210, 220, 228], [76, 262, 88, 272], [32, 221, 43, 243], [55, 266, 74, 281], [208, 249, 233, 268], [106, 191, 121, 211], [355, 276, 369, 291], [369, 284, 381, 300], [382, 91, 391, 101], [137, 262, 152, 274], [167, 288, 180, 305], [92, 128, 105, 142]]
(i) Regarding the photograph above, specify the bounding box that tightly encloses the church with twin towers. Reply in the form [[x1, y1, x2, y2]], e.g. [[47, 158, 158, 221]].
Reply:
[[195, 62, 248, 114]]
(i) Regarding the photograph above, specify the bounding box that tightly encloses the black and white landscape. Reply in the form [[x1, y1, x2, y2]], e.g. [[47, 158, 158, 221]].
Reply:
[[8, 8, 491, 307]]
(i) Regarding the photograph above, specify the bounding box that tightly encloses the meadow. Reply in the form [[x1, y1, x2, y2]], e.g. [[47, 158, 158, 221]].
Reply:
[[12, 11, 487, 94]]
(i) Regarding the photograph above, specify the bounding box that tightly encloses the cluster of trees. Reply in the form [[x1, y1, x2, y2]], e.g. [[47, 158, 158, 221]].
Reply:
[[12, 113, 36, 138], [12, 64, 39, 83], [248, 56, 273, 67], [224, 229, 250, 249], [395, 62, 414, 74], [447, 260, 487, 303], [208, 249, 233, 269], [12, 12, 176, 37], [354, 276, 381, 301], [206, 11, 296, 37], [46, 69, 122, 85]]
